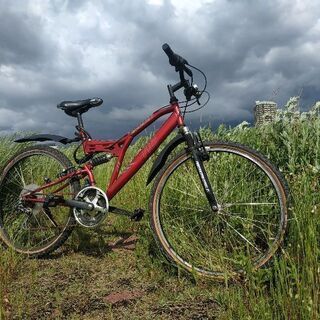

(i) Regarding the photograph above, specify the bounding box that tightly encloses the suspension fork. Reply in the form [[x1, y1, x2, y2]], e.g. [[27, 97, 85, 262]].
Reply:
[[180, 126, 219, 212]]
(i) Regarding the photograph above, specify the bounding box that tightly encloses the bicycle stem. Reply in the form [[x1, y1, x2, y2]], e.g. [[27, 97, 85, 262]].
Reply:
[[180, 126, 219, 212]]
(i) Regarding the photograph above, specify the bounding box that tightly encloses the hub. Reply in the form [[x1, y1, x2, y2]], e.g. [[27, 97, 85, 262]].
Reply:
[[19, 184, 43, 215]]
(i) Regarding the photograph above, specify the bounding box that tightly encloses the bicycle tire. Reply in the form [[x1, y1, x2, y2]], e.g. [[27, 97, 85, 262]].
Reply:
[[150, 141, 288, 278], [0, 145, 80, 257]]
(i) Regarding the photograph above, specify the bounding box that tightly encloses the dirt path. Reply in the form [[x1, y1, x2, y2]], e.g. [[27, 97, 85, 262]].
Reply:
[[4, 228, 222, 319]]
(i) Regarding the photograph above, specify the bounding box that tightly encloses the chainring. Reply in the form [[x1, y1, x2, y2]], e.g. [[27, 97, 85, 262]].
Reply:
[[73, 186, 109, 227]]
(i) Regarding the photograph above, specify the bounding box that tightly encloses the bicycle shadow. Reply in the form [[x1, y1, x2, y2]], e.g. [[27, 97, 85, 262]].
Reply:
[[44, 227, 139, 259]]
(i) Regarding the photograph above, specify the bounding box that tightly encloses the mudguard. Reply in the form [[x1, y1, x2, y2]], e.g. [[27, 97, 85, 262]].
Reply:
[[15, 134, 72, 145], [146, 134, 186, 185]]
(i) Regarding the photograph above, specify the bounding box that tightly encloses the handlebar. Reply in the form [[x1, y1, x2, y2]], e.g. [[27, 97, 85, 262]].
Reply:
[[162, 43, 204, 104], [162, 43, 193, 77]]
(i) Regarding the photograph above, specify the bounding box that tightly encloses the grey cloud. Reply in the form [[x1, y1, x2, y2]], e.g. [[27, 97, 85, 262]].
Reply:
[[0, 0, 319, 139], [0, 3, 52, 67]]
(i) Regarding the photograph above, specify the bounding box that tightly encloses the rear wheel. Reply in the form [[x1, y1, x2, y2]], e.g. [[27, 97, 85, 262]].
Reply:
[[150, 141, 288, 278], [0, 146, 80, 257]]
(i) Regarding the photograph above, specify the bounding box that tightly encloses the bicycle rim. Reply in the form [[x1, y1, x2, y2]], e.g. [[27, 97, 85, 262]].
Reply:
[[151, 142, 288, 278]]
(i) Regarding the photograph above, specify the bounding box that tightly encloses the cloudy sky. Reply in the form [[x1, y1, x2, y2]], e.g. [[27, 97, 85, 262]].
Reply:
[[0, 0, 319, 138]]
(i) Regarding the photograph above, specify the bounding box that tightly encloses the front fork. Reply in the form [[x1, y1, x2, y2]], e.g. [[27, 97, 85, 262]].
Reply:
[[180, 126, 219, 212]]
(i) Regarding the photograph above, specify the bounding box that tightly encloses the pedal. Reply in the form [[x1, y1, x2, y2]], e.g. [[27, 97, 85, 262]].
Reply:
[[131, 208, 145, 221], [109, 206, 145, 221]]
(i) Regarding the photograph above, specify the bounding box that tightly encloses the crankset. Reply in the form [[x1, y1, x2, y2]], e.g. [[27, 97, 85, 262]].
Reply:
[[73, 186, 109, 228]]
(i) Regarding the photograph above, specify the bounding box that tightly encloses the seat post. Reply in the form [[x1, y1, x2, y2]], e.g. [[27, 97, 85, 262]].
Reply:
[[76, 113, 84, 128]]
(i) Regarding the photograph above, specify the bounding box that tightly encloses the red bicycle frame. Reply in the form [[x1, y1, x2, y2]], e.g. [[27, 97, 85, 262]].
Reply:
[[27, 101, 185, 204], [90, 102, 184, 199]]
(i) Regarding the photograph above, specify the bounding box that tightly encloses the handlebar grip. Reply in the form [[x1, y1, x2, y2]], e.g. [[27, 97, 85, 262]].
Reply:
[[162, 43, 192, 78], [162, 43, 174, 59]]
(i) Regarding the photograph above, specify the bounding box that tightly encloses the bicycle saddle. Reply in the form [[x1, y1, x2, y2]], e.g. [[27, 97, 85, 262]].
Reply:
[[57, 97, 103, 117]]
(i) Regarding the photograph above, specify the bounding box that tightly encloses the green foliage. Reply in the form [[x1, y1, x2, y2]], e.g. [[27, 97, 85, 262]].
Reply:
[[0, 135, 26, 169], [0, 108, 319, 318], [207, 109, 320, 319]]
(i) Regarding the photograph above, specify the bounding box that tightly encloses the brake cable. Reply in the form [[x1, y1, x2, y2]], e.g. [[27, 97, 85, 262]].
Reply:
[[181, 63, 210, 114], [187, 64, 207, 93], [185, 91, 210, 113]]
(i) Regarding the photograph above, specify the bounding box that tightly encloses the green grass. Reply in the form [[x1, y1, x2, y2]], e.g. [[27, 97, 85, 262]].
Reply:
[[0, 117, 319, 319]]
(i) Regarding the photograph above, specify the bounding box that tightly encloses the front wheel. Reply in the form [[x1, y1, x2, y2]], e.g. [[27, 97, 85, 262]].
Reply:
[[150, 141, 288, 278]]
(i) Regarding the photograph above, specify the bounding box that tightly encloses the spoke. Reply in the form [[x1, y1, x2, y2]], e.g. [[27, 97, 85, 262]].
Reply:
[[219, 210, 278, 245], [6, 175, 24, 191], [184, 164, 203, 196], [193, 217, 216, 240], [2, 185, 22, 196], [162, 203, 207, 212], [251, 183, 274, 196], [224, 202, 277, 208], [164, 211, 215, 225], [15, 165, 26, 187], [222, 210, 276, 216], [162, 193, 209, 209], [168, 186, 198, 199], [219, 211, 279, 227], [32, 211, 43, 229], [221, 165, 257, 199], [31, 233, 55, 249], [11, 216, 30, 244], [42, 209, 58, 227], [218, 216, 262, 253]]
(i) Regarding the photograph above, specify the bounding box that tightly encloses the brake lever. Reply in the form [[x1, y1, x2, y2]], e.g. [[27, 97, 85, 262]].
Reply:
[[184, 84, 202, 104], [184, 65, 193, 77], [170, 53, 188, 67]]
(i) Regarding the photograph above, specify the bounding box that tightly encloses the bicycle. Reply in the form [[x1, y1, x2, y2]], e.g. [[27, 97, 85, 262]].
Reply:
[[0, 44, 288, 278]]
